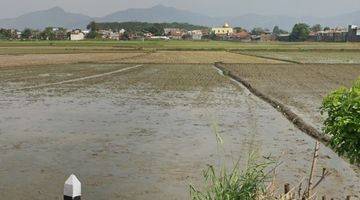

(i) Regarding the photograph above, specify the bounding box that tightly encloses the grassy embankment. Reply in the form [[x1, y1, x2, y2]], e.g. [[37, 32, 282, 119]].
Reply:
[[1, 40, 360, 54]]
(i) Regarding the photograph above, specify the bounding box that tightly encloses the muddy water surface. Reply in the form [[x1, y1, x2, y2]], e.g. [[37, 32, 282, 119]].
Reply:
[[0, 64, 359, 199]]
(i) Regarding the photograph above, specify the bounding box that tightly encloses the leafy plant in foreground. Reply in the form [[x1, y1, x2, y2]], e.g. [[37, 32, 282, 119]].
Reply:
[[189, 121, 274, 200], [189, 154, 273, 200], [321, 78, 360, 164], [189, 118, 332, 199]]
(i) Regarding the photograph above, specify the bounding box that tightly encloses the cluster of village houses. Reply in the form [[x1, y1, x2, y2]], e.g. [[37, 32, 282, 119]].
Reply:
[[2, 23, 360, 42], [68, 23, 360, 42], [209, 23, 360, 42], [69, 27, 206, 41]]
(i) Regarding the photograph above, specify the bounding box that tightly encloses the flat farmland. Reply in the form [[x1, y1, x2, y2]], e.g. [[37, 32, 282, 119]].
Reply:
[[221, 63, 360, 130], [0, 63, 137, 92], [242, 51, 360, 64], [0, 63, 359, 199], [2, 40, 360, 51], [0, 46, 139, 55], [0, 51, 279, 68], [1, 41, 360, 199], [0, 52, 145, 68], [117, 51, 281, 64]]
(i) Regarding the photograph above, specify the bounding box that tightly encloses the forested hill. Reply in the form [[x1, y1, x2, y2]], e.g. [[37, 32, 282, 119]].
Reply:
[[95, 22, 209, 33]]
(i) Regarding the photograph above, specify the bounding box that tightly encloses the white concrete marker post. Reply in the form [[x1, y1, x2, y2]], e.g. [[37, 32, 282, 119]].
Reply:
[[64, 174, 81, 200]]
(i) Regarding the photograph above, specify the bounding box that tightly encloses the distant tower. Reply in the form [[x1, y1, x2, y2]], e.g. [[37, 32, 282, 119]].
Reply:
[[223, 22, 230, 28]]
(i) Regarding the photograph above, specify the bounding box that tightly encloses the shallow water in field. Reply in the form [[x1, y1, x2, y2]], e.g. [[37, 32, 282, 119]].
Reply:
[[0, 64, 359, 200]]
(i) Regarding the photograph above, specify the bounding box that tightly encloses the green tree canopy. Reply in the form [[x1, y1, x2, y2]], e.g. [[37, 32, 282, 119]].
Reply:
[[251, 27, 265, 35], [144, 23, 164, 36], [0, 29, 12, 39], [21, 28, 32, 39], [290, 23, 310, 42], [86, 21, 99, 39], [311, 24, 322, 32], [321, 78, 360, 164], [93, 22, 208, 35], [233, 27, 246, 33], [40, 27, 55, 40], [87, 21, 98, 31], [272, 26, 288, 35], [209, 32, 217, 40]]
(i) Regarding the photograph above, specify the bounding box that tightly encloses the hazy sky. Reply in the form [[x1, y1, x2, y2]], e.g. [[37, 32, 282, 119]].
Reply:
[[0, 0, 359, 19]]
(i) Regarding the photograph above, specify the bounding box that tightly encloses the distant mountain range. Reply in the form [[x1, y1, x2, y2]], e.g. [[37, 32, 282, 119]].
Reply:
[[0, 7, 91, 30], [1, 5, 359, 30]]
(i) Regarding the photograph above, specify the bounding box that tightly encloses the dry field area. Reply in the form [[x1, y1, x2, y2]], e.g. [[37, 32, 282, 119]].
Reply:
[[241, 51, 360, 64], [117, 51, 282, 64], [0, 46, 138, 55], [221, 63, 360, 130], [0, 51, 280, 68], [0, 52, 145, 68], [0, 62, 359, 199]]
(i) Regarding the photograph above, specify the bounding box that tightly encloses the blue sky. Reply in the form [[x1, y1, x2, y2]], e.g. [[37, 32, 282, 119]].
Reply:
[[0, 0, 359, 19]]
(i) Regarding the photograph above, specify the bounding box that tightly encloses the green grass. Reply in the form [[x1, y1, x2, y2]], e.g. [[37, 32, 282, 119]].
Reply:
[[1, 40, 360, 51], [190, 154, 273, 200], [189, 122, 275, 200]]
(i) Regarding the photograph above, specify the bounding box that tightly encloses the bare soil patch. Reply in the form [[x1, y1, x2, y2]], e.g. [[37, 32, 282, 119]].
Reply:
[[243, 51, 360, 64], [118, 51, 282, 64], [0, 46, 138, 55], [0, 52, 145, 68]]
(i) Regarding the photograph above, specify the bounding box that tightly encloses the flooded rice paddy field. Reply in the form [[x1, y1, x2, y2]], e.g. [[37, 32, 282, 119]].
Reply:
[[0, 63, 359, 199]]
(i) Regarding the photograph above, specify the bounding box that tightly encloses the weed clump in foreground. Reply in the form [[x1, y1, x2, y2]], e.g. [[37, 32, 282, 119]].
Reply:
[[189, 122, 275, 200], [189, 122, 331, 200], [189, 154, 274, 200]]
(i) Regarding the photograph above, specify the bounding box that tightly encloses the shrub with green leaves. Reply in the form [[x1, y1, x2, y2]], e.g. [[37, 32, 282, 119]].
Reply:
[[321, 78, 360, 163]]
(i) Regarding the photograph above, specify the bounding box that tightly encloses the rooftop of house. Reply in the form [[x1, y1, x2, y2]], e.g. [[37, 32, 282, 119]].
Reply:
[[350, 25, 358, 29]]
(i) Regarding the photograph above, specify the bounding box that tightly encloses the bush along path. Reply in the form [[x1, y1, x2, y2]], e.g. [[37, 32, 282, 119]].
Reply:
[[321, 78, 360, 165]]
